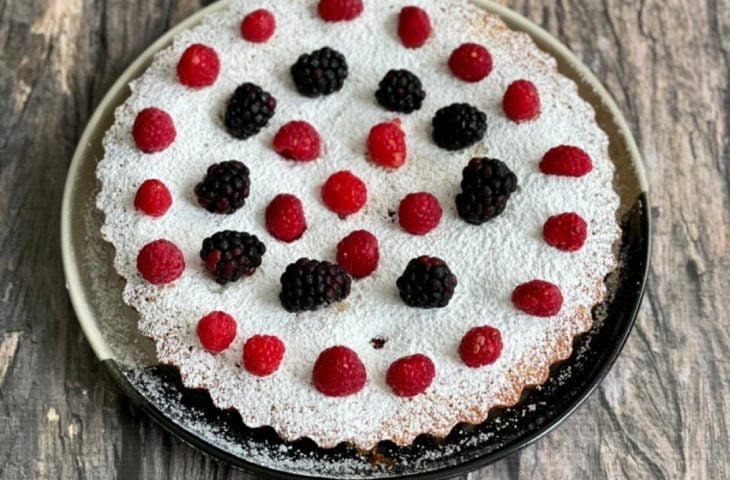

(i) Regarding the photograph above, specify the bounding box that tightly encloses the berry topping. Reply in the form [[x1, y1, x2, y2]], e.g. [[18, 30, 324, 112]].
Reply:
[[132, 108, 176, 154], [196, 311, 237, 353], [240, 9, 276, 43], [386, 354, 436, 397], [398, 192, 442, 235], [367, 119, 407, 169], [291, 47, 348, 98], [396, 256, 457, 309], [543, 212, 588, 252], [194, 160, 250, 214], [200, 231, 266, 284], [266, 194, 307, 243], [273, 121, 321, 162], [321, 170, 367, 217], [336, 230, 380, 278], [398, 6, 432, 49], [540, 145, 593, 177], [503, 79, 541, 122], [137, 239, 185, 285], [134, 179, 172, 217], [375, 69, 426, 114], [459, 326, 503, 368], [312, 346, 367, 397], [224, 82, 277, 140], [456, 157, 518, 225], [243, 335, 286, 376], [177, 44, 220, 88], [318, 0, 363, 22], [279, 258, 352, 312], [448, 43, 493, 82], [432, 103, 487, 151], [512, 280, 563, 317]]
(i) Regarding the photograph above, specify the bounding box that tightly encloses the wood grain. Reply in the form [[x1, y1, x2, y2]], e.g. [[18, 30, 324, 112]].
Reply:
[[0, 0, 727, 478]]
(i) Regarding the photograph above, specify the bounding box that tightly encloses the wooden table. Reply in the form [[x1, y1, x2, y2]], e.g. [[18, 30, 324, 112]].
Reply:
[[1, 0, 727, 478]]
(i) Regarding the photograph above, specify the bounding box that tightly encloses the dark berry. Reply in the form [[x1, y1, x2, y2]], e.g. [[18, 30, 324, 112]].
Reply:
[[432, 103, 487, 151], [321, 170, 367, 217], [455, 157, 518, 224], [265, 194, 307, 243], [273, 121, 321, 162], [543, 212, 588, 252], [386, 354, 435, 397], [318, 0, 363, 22], [200, 231, 266, 284], [336, 230, 379, 278], [132, 108, 176, 153], [291, 47, 348, 98], [367, 119, 406, 169], [540, 145, 593, 177], [137, 239, 185, 285], [279, 258, 351, 312], [398, 6, 431, 49], [459, 326, 503, 368], [512, 280, 563, 317], [375, 69, 426, 113], [243, 335, 285, 376], [197, 311, 237, 353], [398, 192, 442, 235], [449, 43, 493, 82], [194, 160, 250, 214], [224, 82, 276, 139], [134, 179, 172, 217], [396, 256, 457, 308], [312, 346, 367, 397], [177, 44, 220, 88], [240, 9, 276, 43], [503, 79, 541, 122]]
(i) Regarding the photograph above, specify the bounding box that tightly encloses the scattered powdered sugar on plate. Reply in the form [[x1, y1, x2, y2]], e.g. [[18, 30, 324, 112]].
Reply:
[[96, 0, 620, 449]]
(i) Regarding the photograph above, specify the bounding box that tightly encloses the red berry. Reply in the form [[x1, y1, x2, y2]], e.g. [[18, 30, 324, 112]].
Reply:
[[448, 43, 493, 82], [540, 145, 593, 177], [367, 119, 406, 169], [196, 311, 237, 353], [266, 194, 307, 243], [503, 79, 541, 122], [240, 9, 276, 43], [134, 179, 172, 217], [512, 280, 563, 317], [243, 335, 285, 376], [177, 44, 220, 88], [386, 354, 435, 397], [136, 239, 185, 285], [318, 0, 363, 22], [273, 121, 321, 162], [321, 171, 367, 217], [398, 192, 442, 235], [398, 6, 432, 48], [543, 212, 588, 252], [459, 326, 503, 368], [132, 108, 176, 153], [336, 230, 379, 278], [312, 346, 367, 397]]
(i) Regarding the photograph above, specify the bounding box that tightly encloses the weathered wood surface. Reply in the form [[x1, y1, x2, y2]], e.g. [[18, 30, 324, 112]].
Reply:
[[0, 0, 728, 478]]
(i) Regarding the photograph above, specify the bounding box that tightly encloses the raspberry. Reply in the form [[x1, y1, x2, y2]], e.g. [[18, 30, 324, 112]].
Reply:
[[318, 0, 363, 22], [312, 346, 367, 397], [375, 70, 426, 113], [240, 9, 276, 43], [398, 192, 442, 235], [540, 145, 593, 177], [196, 311, 237, 353], [336, 230, 380, 278], [386, 354, 435, 397], [432, 103, 487, 151], [398, 6, 431, 49], [396, 256, 457, 308], [459, 326, 503, 368], [448, 43, 493, 82], [321, 170, 367, 217], [266, 194, 307, 243], [224, 83, 277, 140], [177, 44, 220, 88], [367, 120, 406, 169], [134, 179, 172, 217], [543, 212, 588, 252], [503, 79, 541, 122], [279, 259, 351, 312], [132, 108, 176, 154], [137, 239, 185, 285], [200, 231, 266, 284], [273, 121, 321, 162], [512, 280, 564, 317], [243, 335, 286, 376]]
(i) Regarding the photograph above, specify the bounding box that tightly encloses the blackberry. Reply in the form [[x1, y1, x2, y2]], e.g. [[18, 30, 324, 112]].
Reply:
[[195, 160, 250, 214], [396, 256, 457, 308], [456, 157, 518, 224], [279, 258, 351, 312], [200, 231, 266, 284], [432, 103, 487, 151], [291, 47, 348, 97], [375, 69, 426, 113], [224, 82, 277, 139]]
